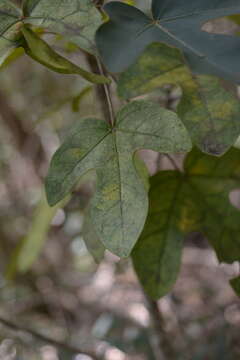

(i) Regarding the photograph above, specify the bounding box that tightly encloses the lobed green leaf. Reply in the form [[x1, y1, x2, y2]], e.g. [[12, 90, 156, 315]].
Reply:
[[133, 147, 240, 298], [45, 100, 191, 257]]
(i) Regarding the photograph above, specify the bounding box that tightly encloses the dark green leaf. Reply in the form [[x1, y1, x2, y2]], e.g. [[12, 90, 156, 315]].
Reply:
[[133, 147, 240, 299], [185, 148, 240, 263], [45, 100, 191, 257], [132, 172, 185, 299], [96, 1, 240, 83], [21, 26, 110, 84]]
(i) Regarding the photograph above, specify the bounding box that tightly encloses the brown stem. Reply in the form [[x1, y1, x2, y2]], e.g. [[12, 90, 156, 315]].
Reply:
[[145, 295, 176, 360]]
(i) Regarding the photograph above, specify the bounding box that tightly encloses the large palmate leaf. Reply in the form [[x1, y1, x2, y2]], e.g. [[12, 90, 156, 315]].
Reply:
[[132, 148, 240, 299], [96, 0, 240, 83], [118, 43, 240, 156], [46, 100, 191, 257], [23, 0, 102, 54]]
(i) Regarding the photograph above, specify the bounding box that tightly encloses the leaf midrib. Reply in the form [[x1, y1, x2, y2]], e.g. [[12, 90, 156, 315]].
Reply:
[[112, 130, 124, 249]]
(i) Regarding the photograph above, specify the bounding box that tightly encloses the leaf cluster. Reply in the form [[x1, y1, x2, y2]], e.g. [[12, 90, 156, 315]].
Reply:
[[1, 0, 240, 299]]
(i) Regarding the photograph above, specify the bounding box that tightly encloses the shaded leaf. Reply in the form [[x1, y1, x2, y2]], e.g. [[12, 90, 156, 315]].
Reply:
[[118, 42, 191, 99], [178, 75, 240, 156], [132, 172, 185, 299], [118, 43, 240, 156], [46, 100, 191, 257], [23, 0, 102, 54], [96, 0, 240, 83], [21, 26, 109, 84], [133, 148, 240, 299]]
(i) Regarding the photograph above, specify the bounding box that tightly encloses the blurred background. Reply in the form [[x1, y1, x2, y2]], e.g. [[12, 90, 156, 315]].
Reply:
[[0, 1, 239, 359]]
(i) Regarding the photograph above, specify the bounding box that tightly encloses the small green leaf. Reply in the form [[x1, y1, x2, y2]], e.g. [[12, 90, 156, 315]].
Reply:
[[96, 1, 240, 83], [46, 100, 191, 257], [21, 26, 109, 84], [133, 147, 240, 299], [118, 43, 240, 156], [23, 0, 102, 54]]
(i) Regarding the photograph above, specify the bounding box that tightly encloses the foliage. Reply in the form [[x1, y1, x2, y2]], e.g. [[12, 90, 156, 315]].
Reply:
[[46, 101, 191, 256], [96, 0, 240, 83], [0, 0, 240, 304], [133, 148, 240, 298]]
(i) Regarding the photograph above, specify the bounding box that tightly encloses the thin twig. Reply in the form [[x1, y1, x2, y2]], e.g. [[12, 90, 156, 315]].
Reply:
[[164, 154, 181, 171], [96, 56, 115, 127], [0, 316, 99, 360]]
